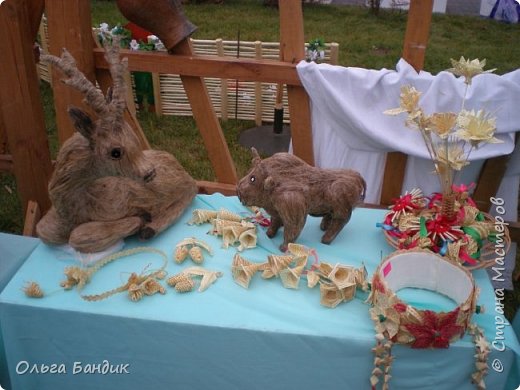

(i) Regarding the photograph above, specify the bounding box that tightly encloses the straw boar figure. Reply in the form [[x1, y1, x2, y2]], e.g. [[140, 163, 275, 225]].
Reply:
[[36, 39, 197, 253], [237, 148, 366, 252]]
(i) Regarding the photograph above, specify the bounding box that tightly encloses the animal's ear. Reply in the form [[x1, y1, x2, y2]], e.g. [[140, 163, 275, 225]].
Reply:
[[68, 106, 94, 141], [251, 147, 261, 166], [264, 176, 275, 191]]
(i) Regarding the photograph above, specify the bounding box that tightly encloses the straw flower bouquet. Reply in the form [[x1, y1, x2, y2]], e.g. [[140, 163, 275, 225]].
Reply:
[[379, 57, 510, 269]]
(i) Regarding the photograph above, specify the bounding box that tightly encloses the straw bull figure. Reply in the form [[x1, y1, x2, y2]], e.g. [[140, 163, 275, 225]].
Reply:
[[36, 40, 197, 253], [237, 148, 366, 252]]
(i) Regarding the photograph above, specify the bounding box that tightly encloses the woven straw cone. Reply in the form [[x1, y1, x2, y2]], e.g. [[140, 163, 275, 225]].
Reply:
[[327, 263, 356, 289], [217, 209, 243, 222], [188, 209, 218, 225], [267, 254, 294, 276], [319, 281, 343, 308], [279, 257, 307, 289], [210, 219, 243, 236], [238, 229, 257, 251], [231, 253, 262, 289]]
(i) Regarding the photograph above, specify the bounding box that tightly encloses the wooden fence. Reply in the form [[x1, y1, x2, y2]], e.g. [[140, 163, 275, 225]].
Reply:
[[36, 17, 338, 125]]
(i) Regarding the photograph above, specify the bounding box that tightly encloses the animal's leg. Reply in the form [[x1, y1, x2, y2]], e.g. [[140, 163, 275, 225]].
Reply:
[[36, 207, 72, 245], [320, 214, 332, 231], [266, 213, 283, 238], [139, 190, 196, 240], [69, 216, 144, 253], [321, 208, 352, 244], [277, 192, 307, 252]]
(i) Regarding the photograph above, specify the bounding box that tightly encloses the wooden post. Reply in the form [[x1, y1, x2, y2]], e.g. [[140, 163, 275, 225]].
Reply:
[[0, 0, 52, 214], [402, 0, 434, 72], [152, 72, 163, 116], [380, 0, 433, 205], [254, 41, 263, 126], [26, 0, 45, 40], [278, 0, 314, 166], [45, 0, 97, 145], [171, 39, 237, 185], [216, 38, 228, 121], [330, 42, 339, 65]]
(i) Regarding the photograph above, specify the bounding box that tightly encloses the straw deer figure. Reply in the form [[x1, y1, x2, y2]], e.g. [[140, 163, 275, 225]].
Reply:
[[237, 148, 366, 252], [36, 39, 197, 253]]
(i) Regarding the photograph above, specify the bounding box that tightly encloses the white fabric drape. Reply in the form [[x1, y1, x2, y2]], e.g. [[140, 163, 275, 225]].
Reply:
[[296, 59, 520, 220]]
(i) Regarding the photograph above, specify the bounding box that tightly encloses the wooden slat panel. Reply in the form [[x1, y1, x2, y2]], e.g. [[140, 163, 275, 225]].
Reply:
[[381, 0, 434, 204], [94, 49, 303, 86], [45, 0, 96, 144], [278, 0, 314, 166], [0, 0, 52, 214], [171, 39, 237, 185]]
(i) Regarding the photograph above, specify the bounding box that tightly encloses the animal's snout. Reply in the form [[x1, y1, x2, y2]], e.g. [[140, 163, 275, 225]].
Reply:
[[144, 168, 156, 183]]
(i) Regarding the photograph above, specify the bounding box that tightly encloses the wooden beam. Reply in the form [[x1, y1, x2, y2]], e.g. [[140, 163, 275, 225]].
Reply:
[[45, 0, 96, 145], [279, 0, 314, 166], [197, 181, 236, 196], [381, 0, 434, 204], [171, 39, 237, 185], [93, 49, 303, 86], [472, 155, 511, 213], [0, 0, 52, 214]]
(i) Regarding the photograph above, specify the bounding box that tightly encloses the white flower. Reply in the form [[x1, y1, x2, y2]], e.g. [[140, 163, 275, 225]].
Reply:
[[129, 39, 139, 51], [99, 23, 110, 33]]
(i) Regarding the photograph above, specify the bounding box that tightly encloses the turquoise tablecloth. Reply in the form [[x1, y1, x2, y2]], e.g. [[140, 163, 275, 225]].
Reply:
[[0, 194, 519, 389]]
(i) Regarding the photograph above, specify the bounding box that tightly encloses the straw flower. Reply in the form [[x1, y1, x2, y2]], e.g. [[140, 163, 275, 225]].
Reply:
[[447, 57, 496, 85], [436, 144, 470, 171], [384, 85, 421, 116], [456, 109, 501, 147], [429, 112, 457, 139]]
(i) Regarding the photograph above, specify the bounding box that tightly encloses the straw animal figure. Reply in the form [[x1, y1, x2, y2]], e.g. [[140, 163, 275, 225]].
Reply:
[[36, 40, 197, 253], [237, 148, 366, 251]]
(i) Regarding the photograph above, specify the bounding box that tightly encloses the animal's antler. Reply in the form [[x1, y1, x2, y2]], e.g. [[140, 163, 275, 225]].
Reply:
[[41, 50, 109, 117], [41, 36, 128, 123], [101, 35, 128, 124]]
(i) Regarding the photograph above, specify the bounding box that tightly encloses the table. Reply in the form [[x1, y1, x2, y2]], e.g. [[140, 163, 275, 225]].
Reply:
[[1, 194, 519, 389], [0, 233, 39, 390]]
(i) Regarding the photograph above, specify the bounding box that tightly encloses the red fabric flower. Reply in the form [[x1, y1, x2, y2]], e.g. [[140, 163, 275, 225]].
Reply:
[[393, 302, 408, 313], [372, 275, 386, 294], [404, 308, 462, 349], [425, 215, 464, 242]]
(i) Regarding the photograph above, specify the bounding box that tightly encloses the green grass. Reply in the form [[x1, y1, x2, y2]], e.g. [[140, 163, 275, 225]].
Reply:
[[1, 0, 519, 317]]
